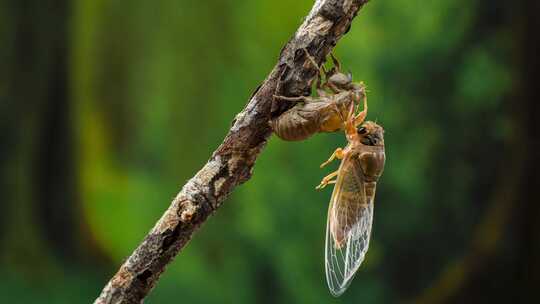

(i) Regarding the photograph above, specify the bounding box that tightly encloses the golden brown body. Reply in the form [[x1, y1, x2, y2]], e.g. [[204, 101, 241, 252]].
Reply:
[[328, 138, 385, 247], [317, 107, 385, 296]]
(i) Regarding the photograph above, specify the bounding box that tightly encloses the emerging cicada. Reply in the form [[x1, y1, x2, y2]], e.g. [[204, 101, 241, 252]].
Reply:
[[316, 102, 385, 296], [270, 51, 366, 141]]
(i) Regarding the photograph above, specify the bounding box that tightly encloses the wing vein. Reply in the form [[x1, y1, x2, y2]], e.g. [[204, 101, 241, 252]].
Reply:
[[325, 153, 375, 296]]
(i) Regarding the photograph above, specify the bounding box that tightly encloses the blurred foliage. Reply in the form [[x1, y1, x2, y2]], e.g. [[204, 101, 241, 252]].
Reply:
[[1, 0, 537, 303]]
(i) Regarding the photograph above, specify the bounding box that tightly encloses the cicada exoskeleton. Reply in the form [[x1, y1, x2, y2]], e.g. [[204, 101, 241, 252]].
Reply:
[[270, 50, 366, 141]]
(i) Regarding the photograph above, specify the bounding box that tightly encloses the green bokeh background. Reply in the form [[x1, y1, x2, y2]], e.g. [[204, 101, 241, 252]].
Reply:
[[1, 0, 538, 303]]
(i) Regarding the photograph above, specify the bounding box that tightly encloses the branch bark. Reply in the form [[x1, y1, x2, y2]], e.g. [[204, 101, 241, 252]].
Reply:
[[94, 1, 370, 303]]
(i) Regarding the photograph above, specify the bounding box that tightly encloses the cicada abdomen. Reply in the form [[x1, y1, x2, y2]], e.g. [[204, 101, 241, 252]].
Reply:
[[270, 90, 363, 141]]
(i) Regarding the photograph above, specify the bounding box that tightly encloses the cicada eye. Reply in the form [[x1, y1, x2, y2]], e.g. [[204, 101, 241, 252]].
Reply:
[[357, 126, 367, 135]]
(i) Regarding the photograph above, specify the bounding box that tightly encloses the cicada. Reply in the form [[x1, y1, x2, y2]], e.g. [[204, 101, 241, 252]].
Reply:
[[316, 102, 385, 296], [270, 51, 366, 141]]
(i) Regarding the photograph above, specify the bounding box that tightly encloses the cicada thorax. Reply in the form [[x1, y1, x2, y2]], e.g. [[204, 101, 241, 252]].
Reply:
[[358, 146, 386, 183]]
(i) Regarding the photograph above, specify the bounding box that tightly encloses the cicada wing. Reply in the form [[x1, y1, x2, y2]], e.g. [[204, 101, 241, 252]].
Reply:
[[325, 155, 375, 297]]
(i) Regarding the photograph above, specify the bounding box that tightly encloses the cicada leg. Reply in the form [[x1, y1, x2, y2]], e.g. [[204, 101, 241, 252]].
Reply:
[[320, 147, 344, 168], [324, 82, 342, 94], [302, 48, 331, 97], [321, 53, 340, 88], [303, 48, 322, 70], [353, 94, 368, 127], [272, 95, 317, 103], [329, 52, 342, 73], [315, 69, 331, 98], [316, 171, 338, 190]]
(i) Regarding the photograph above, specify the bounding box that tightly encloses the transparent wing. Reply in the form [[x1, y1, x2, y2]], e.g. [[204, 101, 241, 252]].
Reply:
[[325, 155, 374, 297]]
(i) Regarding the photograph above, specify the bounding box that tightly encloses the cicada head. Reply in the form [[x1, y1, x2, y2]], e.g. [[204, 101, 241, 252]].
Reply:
[[327, 71, 353, 89], [356, 121, 384, 146]]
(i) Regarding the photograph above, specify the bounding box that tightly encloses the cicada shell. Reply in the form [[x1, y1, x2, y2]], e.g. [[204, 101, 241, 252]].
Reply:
[[324, 121, 385, 296], [270, 91, 359, 141], [270, 50, 366, 141]]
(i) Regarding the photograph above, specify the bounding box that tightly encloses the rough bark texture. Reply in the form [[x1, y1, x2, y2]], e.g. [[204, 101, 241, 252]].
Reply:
[[94, 1, 370, 303]]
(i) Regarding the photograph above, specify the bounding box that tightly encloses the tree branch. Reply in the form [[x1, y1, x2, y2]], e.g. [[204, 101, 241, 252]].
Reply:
[[94, 1, 370, 303]]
